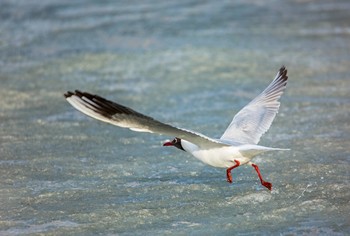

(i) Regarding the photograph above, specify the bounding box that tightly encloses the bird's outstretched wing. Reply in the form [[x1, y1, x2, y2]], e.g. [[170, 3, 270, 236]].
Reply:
[[64, 90, 228, 149], [220, 66, 288, 144]]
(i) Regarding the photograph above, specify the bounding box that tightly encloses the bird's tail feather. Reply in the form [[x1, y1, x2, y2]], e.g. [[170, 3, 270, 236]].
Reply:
[[238, 145, 290, 157]]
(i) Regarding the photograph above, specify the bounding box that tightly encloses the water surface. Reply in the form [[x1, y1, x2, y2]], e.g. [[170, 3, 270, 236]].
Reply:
[[1, 0, 349, 235]]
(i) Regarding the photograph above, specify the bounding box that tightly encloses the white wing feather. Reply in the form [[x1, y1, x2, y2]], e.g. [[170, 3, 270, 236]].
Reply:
[[220, 66, 288, 144]]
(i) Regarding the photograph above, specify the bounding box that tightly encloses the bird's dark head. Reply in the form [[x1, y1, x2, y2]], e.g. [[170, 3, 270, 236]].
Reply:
[[163, 137, 185, 151]]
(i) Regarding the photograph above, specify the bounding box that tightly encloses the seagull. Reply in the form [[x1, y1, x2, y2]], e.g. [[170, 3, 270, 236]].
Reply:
[[64, 66, 289, 190]]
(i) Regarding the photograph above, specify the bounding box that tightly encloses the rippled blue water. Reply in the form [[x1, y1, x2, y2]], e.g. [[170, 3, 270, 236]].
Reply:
[[1, 0, 349, 235]]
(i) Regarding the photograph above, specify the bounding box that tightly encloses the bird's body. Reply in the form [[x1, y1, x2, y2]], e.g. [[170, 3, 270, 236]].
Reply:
[[181, 140, 286, 168], [65, 66, 289, 190], [181, 140, 245, 168]]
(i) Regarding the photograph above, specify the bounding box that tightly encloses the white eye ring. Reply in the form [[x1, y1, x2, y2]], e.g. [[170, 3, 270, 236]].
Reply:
[[174, 137, 181, 143]]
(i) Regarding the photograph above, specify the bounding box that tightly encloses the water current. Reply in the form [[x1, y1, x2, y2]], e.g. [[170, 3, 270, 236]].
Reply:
[[1, 0, 349, 235]]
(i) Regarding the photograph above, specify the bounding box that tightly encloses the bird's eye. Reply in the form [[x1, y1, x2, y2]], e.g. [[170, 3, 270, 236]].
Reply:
[[172, 139, 177, 144]]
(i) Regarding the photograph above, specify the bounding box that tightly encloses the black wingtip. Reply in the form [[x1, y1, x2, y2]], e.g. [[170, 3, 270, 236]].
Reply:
[[64, 90, 84, 99], [64, 91, 74, 98], [279, 65, 287, 74], [279, 65, 288, 81]]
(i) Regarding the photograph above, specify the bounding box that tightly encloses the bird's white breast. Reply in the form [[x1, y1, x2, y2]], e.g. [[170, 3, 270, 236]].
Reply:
[[181, 140, 249, 168]]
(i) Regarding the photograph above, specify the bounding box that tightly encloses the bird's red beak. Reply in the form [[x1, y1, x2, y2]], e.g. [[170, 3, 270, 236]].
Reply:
[[163, 141, 173, 146]]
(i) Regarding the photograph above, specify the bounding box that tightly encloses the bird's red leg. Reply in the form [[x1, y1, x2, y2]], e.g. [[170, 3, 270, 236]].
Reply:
[[251, 163, 272, 191], [226, 160, 240, 183]]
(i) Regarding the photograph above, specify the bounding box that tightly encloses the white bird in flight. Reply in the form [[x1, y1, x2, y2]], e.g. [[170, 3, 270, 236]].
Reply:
[[64, 66, 289, 190]]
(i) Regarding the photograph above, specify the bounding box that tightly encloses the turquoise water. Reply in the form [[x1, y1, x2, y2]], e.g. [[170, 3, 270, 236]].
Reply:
[[1, 0, 349, 235]]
